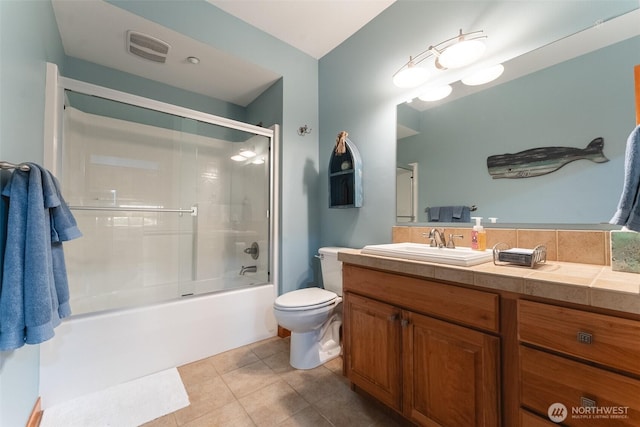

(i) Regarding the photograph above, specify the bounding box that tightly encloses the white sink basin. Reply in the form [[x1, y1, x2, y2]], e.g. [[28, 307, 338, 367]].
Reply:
[[361, 243, 493, 266]]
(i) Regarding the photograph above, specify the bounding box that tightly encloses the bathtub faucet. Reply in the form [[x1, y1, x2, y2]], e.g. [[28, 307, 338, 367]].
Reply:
[[239, 265, 257, 275]]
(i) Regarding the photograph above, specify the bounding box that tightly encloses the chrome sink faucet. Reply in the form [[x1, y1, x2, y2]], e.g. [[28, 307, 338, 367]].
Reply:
[[239, 265, 257, 275], [428, 228, 446, 248]]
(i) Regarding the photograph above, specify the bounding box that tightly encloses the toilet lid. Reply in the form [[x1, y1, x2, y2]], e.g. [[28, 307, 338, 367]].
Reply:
[[274, 288, 337, 311]]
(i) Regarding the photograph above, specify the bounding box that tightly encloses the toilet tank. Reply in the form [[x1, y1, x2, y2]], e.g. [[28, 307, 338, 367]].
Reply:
[[319, 247, 347, 296]]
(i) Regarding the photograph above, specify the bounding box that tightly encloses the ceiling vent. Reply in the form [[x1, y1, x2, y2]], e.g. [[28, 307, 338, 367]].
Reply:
[[126, 31, 170, 63]]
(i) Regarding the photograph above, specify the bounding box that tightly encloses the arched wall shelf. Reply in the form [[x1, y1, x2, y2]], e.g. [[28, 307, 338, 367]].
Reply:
[[329, 138, 363, 208]]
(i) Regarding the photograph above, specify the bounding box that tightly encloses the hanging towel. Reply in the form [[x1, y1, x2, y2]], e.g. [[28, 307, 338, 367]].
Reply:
[[426, 206, 471, 222], [0, 163, 81, 351], [610, 125, 640, 231]]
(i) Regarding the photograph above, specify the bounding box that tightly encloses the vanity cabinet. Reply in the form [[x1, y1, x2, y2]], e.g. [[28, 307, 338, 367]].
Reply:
[[343, 264, 500, 427], [517, 300, 640, 426]]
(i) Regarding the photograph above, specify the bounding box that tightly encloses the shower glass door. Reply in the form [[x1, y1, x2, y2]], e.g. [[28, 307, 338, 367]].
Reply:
[[60, 90, 271, 315]]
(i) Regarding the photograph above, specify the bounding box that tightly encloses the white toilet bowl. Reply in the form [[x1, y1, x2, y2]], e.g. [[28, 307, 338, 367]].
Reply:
[[274, 287, 342, 369]]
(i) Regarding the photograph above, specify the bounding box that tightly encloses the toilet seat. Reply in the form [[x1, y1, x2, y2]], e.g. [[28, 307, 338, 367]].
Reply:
[[274, 288, 338, 312]]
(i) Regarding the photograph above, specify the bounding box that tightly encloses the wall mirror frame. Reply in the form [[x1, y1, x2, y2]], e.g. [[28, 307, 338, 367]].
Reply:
[[396, 9, 640, 230]]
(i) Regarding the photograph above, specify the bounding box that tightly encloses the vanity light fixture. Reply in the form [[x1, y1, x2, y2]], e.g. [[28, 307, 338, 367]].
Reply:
[[231, 154, 246, 162], [393, 29, 487, 89], [461, 64, 505, 86]]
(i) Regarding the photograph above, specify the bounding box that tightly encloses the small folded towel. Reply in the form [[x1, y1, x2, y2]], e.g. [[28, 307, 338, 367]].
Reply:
[[0, 163, 81, 350], [427, 205, 471, 222]]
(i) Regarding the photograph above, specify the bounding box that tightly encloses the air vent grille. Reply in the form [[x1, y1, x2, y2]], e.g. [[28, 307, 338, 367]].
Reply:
[[127, 31, 170, 63]]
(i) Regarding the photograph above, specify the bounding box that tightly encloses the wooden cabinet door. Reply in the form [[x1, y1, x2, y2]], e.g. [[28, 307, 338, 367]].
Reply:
[[344, 292, 402, 410], [403, 311, 500, 427]]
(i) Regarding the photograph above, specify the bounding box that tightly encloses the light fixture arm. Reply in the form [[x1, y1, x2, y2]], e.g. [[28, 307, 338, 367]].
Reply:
[[393, 29, 487, 78]]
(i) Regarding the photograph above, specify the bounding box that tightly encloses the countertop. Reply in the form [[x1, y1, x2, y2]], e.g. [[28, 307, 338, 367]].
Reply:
[[338, 249, 640, 315]]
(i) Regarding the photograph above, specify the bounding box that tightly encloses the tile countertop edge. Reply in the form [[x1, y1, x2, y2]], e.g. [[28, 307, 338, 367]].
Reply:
[[338, 249, 640, 315]]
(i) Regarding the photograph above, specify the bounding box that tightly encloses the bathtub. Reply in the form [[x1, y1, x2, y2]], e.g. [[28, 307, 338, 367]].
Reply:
[[39, 284, 277, 408]]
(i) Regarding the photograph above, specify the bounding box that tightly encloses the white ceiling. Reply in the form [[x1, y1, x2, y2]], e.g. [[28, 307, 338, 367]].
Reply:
[[207, 0, 396, 59], [53, 1, 638, 108], [52, 0, 395, 106]]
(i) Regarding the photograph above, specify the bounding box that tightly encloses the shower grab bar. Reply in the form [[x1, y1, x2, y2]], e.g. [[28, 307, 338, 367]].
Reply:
[[68, 205, 198, 216]]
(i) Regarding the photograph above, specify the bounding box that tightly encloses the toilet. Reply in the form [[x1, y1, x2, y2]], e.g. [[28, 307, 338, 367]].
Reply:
[[273, 247, 346, 369]]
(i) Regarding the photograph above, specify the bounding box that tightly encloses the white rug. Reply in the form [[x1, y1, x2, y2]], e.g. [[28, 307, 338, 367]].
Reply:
[[40, 368, 190, 427]]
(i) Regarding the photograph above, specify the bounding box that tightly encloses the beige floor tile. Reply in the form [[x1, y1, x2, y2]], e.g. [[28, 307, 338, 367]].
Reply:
[[167, 337, 399, 427], [239, 379, 310, 426], [322, 356, 343, 376], [174, 377, 237, 425], [280, 365, 347, 404], [261, 350, 295, 374], [181, 401, 256, 427], [211, 346, 261, 375], [222, 359, 280, 399], [141, 413, 178, 427], [249, 336, 290, 359], [178, 358, 219, 385], [277, 405, 334, 427], [312, 384, 391, 427]]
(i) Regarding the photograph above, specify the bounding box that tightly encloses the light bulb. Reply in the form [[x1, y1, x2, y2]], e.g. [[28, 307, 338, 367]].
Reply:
[[438, 39, 485, 69], [461, 64, 505, 86], [393, 63, 429, 88], [418, 85, 452, 102]]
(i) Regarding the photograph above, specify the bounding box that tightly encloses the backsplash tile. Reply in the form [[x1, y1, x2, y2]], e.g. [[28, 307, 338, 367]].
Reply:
[[517, 229, 558, 261], [392, 226, 611, 267], [557, 230, 608, 265]]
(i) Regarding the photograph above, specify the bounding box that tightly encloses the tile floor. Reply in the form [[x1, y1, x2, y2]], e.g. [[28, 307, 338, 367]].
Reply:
[[142, 336, 405, 427]]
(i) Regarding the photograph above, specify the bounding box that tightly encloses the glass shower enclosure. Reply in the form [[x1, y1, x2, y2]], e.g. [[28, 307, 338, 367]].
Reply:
[[59, 87, 274, 316]]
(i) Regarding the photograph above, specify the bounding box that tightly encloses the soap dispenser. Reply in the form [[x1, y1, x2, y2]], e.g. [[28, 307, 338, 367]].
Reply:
[[471, 217, 486, 251]]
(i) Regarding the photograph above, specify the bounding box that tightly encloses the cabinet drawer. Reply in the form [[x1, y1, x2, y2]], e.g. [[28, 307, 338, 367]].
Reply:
[[343, 265, 499, 332], [520, 346, 640, 427], [518, 300, 640, 375]]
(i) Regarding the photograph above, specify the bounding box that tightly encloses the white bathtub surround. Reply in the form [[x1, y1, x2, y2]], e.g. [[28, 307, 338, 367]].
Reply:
[[39, 285, 277, 408], [40, 367, 189, 427]]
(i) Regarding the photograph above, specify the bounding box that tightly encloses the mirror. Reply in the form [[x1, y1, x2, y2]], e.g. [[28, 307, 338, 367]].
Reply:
[[397, 13, 639, 226]]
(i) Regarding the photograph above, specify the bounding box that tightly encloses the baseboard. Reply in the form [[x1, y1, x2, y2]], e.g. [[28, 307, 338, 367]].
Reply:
[[277, 325, 291, 338], [26, 397, 42, 427]]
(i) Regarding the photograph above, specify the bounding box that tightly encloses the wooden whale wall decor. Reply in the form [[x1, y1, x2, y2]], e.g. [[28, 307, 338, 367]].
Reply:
[[486, 137, 608, 179]]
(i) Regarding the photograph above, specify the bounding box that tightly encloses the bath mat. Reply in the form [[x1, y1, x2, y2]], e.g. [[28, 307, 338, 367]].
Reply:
[[40, 368, 189, 427]]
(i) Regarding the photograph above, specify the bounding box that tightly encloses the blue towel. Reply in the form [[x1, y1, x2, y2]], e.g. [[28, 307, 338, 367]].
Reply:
[[0, 163, 81, 350], [427, 205, 471, 222], [611, 125, 640, 231]]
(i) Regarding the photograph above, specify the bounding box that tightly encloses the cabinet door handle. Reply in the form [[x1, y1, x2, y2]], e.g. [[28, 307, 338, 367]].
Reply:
[[401, 319, 410, 328], [580, 396, 597, 408], [577, 331, 593, 344], [388, 314, 398, 322]]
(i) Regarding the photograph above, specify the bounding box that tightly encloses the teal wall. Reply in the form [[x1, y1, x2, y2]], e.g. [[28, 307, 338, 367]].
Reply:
[[398, 37, 639, 224], [318, 0, 638, 247], [0, 1, 64, 425], [0, 0, 309, 423]]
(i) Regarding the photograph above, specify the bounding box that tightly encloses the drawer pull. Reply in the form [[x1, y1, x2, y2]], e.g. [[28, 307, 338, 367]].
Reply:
[[577, 331, 593, 344], [401, 319, 410, 328], [388, 314, 398, 322], [580, 396, 597, 408]]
